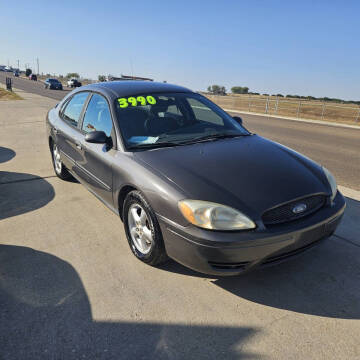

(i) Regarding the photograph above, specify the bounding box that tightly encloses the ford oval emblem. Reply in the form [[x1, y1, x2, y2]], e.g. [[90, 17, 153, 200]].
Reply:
[[292, 203, 307, 214]]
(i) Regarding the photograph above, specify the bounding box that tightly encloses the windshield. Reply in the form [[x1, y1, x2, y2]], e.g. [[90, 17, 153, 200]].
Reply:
[[48, 79, 59, 83], [115, 92, 250, 149]]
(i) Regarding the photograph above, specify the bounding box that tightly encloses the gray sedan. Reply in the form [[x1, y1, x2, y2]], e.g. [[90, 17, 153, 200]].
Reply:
[[46, 81, 345, 275]]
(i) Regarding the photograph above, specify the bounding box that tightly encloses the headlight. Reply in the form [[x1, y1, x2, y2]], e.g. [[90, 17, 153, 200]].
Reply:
[[178, 200, 256, 230], [323, 167, 337, 201]]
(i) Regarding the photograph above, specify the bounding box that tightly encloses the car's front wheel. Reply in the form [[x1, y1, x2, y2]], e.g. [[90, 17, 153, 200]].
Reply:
[[123, 191, 168, 266], [51, 142, 71, 180]]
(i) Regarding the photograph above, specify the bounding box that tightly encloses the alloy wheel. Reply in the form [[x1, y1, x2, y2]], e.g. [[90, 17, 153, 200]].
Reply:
[[53, 144, 62, 174], [128, 204, 153, 255]]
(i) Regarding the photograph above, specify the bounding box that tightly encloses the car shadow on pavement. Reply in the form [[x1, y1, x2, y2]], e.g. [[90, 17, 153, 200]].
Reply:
[[0, 171, 55, 220], [0, 245, 261, 359], [213, 197, 360, 320], [164, 198, 360, 320], [0, 147, 16, 164]]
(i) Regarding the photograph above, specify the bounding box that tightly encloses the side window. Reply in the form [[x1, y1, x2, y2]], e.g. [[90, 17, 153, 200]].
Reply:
[[82, 94, 113, 137], [158, 95, 186, 123], [188, 98, 224, 126], [62, 92, 89, 127], [166, 104, 184, 117]]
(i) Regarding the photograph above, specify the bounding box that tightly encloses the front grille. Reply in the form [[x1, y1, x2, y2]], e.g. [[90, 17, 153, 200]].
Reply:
[[262, 195, 327, 226]]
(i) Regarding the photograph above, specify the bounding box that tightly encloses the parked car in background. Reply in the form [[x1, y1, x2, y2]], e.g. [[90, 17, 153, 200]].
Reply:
[[13, 70, 19, 77], [29, 74, 37, 81], [44, 78, 63, 90], [67, 78, 82, 88], [46, 81, 345, 276]]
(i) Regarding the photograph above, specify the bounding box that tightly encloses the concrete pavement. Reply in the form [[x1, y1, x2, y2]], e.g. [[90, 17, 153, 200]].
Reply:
[[0, 89, 359, 359]]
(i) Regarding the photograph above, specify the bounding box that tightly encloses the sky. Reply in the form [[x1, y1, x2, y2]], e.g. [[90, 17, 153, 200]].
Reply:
[[1, 0, 359, 100]]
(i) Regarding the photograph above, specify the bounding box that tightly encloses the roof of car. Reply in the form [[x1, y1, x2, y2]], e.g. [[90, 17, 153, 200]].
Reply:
[[82, 81, 192, 98]]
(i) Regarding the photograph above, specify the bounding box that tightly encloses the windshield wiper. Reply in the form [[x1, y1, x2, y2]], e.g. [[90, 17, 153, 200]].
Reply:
[[128, 133, 250, 150], [179, 133, 248, 145], [127, 141, 183, 150]]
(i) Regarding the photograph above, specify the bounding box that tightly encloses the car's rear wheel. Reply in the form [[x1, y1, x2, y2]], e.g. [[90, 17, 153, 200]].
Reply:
[[123, 191, 168, 266], [51, 142, 71, 180]]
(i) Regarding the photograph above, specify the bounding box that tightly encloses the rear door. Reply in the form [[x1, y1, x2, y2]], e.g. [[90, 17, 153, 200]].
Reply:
[[76, 93, 116, 207], [56, 92, 90, 174]]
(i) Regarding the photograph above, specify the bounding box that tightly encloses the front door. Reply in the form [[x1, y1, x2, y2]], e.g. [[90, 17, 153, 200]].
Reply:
[[76, 93, 115, 207]]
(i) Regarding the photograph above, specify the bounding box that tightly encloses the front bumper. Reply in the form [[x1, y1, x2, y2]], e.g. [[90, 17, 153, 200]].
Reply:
[[158, 191, 346, 276]]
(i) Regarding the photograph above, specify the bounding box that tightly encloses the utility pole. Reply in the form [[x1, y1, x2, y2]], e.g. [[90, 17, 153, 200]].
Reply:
[[36, 58, 39, 75], [17, 60, 20, 70]]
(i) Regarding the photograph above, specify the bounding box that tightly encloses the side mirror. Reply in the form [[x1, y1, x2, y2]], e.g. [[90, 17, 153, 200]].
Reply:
[[232, 116, 243, 125], [85, 130, 107, 144]]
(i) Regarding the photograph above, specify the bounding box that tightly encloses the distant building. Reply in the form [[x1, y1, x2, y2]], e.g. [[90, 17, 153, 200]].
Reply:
[[107, 74, 153, 82]]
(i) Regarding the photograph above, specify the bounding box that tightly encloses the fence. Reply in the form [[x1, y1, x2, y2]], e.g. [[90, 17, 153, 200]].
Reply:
[[204, 93, 360, 124]]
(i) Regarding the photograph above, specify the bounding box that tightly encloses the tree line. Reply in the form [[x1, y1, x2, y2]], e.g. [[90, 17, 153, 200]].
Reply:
[[207, 84, 360, 105]]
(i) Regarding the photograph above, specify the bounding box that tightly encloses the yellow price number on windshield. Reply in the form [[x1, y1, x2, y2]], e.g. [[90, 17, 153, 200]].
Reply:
[[118, 95, 157, 108]]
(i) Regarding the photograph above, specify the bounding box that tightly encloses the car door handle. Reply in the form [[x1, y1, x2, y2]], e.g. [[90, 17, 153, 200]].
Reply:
[[76, 142, 82, 150]]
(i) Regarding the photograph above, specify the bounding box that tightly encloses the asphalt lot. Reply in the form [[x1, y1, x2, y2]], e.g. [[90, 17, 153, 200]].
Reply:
[[0, 87, 360, 359], [0, 71, 71, 101], [1, 71, 359, 190]]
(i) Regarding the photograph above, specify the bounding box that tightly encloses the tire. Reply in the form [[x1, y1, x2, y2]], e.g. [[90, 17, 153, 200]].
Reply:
[[51, 141, 71, 180], [123, 190, 168, 266]]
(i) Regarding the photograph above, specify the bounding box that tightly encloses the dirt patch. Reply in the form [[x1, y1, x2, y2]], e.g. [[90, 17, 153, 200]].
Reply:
[[0, 88, 23, 101], [205, 93, 360, 125]]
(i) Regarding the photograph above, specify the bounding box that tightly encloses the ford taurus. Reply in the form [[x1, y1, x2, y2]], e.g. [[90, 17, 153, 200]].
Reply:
[[46, 81, 345, 275]]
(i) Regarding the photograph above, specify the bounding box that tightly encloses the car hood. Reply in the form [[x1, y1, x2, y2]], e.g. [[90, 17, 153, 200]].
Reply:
[[134, 135, 330, 220]]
